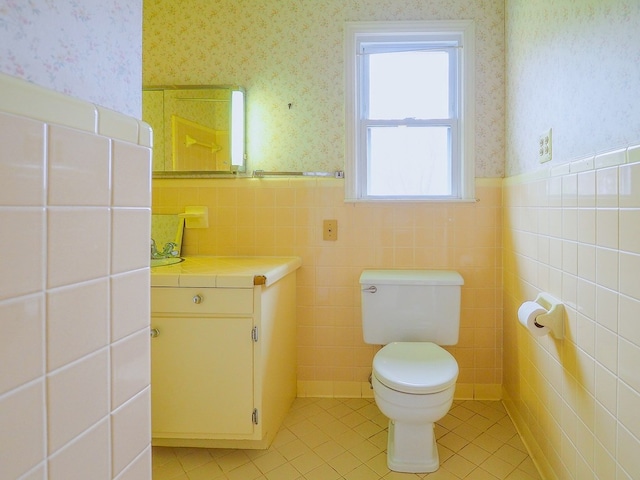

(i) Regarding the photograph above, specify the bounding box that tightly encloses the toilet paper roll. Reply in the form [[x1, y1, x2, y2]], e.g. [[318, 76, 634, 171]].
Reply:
[[518, 301, 550, 337]]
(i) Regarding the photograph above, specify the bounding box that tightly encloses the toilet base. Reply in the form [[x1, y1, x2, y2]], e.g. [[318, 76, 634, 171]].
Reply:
[[386, 419, 439, 473]]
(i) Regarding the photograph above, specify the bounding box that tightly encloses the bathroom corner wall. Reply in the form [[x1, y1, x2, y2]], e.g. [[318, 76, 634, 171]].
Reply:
[[504, 1, 640, 479], [503, 148, 640, 480], [153, 176, 504, 400], [0, 74, 152, 479]]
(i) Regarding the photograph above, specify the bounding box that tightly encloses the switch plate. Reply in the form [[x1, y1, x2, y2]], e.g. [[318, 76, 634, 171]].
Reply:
[[539, 128, 552, 163], [323, 220, 338, 241]]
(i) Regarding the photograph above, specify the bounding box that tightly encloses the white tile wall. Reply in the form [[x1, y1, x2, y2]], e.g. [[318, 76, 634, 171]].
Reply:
[[111, 329, 150, 409], [111, 388, 151, 476], [47, 208, 111, 288], [112, 208, 151, 274], [111, 270, 150, 342], [47, 125, 111, 206], [503, 145, 640, 480], [48, 420, 111, 480], [0, 73, 152, 479], [0, 295, 44, 394], [0, 114, 45, 206], [46, 279, 109, 371], [115, 447, 152, 480], [0, 382, 46, 479], [0, 209, 45, 300]]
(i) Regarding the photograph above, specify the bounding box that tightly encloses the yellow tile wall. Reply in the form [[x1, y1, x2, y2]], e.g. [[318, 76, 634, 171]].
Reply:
[[153, 177, 503, 400], [503, 147, 640, 480]]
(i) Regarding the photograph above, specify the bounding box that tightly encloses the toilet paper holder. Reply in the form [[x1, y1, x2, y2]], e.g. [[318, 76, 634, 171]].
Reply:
[[532, 292, 564, 339]]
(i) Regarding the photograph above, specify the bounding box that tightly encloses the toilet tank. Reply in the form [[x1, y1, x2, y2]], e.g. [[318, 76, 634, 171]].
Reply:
[[360, 270, 464, 345]]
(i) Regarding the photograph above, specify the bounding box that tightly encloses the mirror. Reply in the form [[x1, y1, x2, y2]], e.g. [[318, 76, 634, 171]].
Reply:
[[143, 85, 246, 177]]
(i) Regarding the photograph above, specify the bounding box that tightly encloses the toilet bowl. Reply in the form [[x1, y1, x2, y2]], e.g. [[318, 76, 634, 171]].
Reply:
[[372, 342, 458, 473]]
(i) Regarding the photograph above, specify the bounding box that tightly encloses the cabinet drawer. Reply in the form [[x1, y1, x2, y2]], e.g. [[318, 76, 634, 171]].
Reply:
[[151, 287, 253, 314]]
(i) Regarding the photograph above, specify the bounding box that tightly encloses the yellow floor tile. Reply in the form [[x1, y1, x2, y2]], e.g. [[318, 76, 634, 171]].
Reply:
[[152, 398, 542, 480]]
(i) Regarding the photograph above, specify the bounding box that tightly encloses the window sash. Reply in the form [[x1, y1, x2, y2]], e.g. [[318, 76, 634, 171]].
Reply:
[[360, 45, 459, 123], [359, 121, 459, 199]]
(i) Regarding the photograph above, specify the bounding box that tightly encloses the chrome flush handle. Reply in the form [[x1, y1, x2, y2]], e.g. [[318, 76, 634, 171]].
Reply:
[[362, 285, 377, 293]]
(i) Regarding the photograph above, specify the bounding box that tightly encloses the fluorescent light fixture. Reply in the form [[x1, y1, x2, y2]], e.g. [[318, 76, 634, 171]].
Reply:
[[231, 89, 245, 167]]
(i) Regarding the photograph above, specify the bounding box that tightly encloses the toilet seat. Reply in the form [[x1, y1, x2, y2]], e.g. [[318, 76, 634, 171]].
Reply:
[[373, 342, 458, 394]]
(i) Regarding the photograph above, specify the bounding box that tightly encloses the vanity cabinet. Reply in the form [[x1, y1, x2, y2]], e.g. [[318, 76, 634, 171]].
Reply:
[[150, 269, 297, 449]]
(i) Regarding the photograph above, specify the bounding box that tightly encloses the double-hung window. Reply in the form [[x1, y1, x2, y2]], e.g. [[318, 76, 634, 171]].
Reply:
[[345, 21, 475, 201]]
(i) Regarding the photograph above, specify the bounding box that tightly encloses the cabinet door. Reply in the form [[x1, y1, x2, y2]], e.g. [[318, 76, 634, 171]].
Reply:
[[151, 316, 254, 437]]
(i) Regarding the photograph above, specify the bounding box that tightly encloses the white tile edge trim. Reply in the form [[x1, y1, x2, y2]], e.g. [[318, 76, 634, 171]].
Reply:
[[0, 73, 150, 147], [504, 143, 640, 186]]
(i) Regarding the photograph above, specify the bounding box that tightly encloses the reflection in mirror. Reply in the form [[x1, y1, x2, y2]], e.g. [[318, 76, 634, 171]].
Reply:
[[143, 85, 246, 177]]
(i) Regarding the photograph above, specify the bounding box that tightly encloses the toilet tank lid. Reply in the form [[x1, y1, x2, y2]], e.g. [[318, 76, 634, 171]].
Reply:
[[360, 269, 464, 286]]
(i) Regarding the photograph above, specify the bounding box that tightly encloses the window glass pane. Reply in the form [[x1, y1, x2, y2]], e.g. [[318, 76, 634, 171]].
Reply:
[[367, 126, 451, 196], [368, 51, 449, 119]]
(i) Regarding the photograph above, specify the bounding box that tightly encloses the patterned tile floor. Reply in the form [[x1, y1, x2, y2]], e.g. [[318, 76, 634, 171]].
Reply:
[[152, 398, 542, 480]]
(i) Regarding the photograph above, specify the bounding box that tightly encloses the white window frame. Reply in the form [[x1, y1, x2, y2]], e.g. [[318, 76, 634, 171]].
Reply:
[[344, 20, 475, 202]]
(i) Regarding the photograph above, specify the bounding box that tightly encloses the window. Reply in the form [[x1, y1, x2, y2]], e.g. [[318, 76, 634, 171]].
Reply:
[[345, 21, 475, 201]]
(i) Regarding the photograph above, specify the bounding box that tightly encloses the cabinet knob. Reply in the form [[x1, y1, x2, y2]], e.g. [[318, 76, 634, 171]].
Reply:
[[150, 328, 160, 338], [192, 294, 203, 304]]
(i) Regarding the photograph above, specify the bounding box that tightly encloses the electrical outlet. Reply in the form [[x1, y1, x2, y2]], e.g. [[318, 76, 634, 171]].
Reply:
[[539, 128, 552, 163], [323, 220, 338, 241]]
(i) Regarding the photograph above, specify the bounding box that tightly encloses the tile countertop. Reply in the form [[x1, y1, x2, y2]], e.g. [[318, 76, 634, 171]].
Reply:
[[150, 256, 302, 288]]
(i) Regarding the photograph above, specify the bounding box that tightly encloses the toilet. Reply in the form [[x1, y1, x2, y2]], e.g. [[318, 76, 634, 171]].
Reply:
[[360, 269, 464, 473]]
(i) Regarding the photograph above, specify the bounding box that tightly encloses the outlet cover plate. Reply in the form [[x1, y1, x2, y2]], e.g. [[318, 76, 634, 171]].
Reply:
[[539, 128, 552, 163], [323, 219, 337, 241]]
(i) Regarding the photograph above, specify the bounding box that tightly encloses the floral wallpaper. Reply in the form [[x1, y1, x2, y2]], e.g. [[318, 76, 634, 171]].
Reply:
[[505, 0, 640, 175], [143, 0, 505, 177], [0, 0, 142, 117]]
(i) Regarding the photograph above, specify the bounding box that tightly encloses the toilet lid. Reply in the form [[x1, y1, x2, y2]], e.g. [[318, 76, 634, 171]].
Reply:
[[373, 342, 458, 394]]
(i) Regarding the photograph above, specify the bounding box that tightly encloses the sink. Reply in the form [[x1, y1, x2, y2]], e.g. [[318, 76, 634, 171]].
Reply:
[[151, 257, 184, 268]]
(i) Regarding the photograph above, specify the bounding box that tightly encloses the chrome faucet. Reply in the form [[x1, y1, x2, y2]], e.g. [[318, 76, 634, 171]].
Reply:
[[151, 238, 179, 259]]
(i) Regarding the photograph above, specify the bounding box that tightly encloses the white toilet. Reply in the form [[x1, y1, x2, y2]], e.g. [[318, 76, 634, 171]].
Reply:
[[360, 269, 464, 473]]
